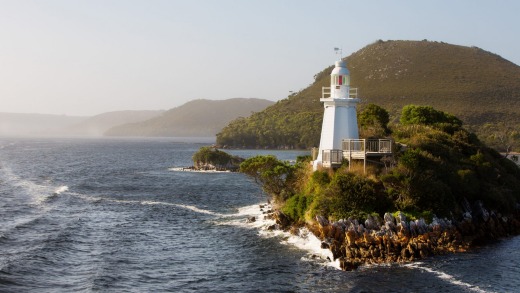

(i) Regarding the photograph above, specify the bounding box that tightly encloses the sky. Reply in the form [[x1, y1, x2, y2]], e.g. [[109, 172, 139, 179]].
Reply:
[[1, 0, 519, 116]]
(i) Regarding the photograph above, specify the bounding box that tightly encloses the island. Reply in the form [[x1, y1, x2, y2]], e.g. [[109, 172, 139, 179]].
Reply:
[[239, 104, 520, 270], [190, 146, 244, 171]]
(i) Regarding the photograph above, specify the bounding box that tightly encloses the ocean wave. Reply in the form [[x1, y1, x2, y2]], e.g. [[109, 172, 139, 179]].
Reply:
[[404, 262, 491, 293], [0, 165, 68, 206], [168, 167, 231, 173], [65, 193, 225, 217], [54, 185, 69, 195], [141, 201, 224, 216], [215, 203, 341, 270]]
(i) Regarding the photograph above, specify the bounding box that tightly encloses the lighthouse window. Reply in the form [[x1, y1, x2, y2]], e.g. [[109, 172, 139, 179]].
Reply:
[[332, 75, 340, 85], [333, 75, 348, 85]]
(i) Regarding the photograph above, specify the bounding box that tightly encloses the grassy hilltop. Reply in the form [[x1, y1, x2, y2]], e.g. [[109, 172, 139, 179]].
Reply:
[[217, 40, 520, 150]]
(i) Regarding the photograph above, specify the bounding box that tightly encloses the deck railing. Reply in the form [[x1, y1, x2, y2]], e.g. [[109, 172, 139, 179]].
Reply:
[[342, 139, 392, 154], [322, 149, 343, 167]]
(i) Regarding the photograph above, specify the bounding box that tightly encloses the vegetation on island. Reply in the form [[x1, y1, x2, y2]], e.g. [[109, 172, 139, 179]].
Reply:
[[217, 40, 520, 152], [192, 146, 244, 171], [240, 104, 520, 224]]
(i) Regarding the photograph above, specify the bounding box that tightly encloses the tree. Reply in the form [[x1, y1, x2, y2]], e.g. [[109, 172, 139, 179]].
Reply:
[[239, 155, 297, 201], [483, 122, 520, 157], [359, 103, 390, 137], [400, 105, 462, 133]]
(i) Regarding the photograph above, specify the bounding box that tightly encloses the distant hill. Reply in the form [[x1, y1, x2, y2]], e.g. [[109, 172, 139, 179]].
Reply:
[[216, 40, 520, 149], [0, 113, 86, 137], [104, 98, 274, 137], [65, 110, 164, 136], [0, 110, 164, 137]]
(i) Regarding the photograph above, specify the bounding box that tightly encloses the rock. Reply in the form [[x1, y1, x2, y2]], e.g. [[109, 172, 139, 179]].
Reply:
[[339, 258, 360, 271], [415, 218, 428, 234], [365, 214, 378, 230], [274, 210, 291, 229], [396, 211, 407, 224], [321, 241, 330, 249], [345, 230, 357, 246], [384, 212, 395, 225], [473, 200, 490, 222], [384, 212, 396, 231], [267, 224, 276, 231], [316, 215, 329, 227], [246, 216, 256, 223], [357, 224, 366, 234]]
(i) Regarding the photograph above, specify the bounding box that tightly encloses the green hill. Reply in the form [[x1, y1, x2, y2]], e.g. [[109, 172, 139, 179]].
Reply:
[[216, 40, 520, 150], [104, 98, 274, 137]]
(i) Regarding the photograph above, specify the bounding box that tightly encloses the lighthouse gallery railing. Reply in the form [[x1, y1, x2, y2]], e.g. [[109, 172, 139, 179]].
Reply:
[[321, 87, 358, 99]]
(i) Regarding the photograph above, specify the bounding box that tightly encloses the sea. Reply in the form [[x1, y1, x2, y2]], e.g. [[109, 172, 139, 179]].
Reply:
[[0, 137, 519, 293]]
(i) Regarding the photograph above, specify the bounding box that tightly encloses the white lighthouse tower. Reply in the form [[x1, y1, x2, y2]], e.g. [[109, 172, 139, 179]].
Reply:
[[313, 59, 360, 170]]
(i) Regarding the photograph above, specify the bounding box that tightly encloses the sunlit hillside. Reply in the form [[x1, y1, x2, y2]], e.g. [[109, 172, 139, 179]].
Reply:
[[217, 40, 520, 149]]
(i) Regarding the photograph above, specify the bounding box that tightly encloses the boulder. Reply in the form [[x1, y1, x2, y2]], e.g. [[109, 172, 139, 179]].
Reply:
[[274, 210, 291, 229]]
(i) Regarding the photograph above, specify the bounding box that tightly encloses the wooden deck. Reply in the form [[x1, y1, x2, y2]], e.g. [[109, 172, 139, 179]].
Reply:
[[321, 139, 393, 171]]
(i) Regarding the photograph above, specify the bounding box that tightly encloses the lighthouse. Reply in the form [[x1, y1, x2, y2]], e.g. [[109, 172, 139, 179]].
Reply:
[[313, 60, 360, 170]]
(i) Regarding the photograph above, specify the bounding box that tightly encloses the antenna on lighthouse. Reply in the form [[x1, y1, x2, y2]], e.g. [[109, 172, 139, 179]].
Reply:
[[334, 47, 342, 60]]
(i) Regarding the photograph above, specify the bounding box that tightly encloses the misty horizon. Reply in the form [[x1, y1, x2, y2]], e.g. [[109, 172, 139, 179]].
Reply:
[[1, 1, 519, 116]]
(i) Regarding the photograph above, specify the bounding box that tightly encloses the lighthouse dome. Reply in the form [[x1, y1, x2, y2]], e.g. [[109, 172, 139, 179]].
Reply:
[[331, 60, 350, 75]]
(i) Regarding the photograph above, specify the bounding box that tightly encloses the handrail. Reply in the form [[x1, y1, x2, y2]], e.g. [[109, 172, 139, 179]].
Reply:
[[342, 139, 392, 153], [321, 87, 358, 100], [322, 87, 331, 99], [322, 149, 343, 165]]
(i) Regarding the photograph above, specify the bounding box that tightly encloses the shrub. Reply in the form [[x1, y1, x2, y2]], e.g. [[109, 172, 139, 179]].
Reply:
[[325, 172, 389, 220], [240, 155, 296, 202], [283, 193, 314, 221], [311, 170, 330, 185], [400, 105, 462, 133], [359, 103, 391, 137]]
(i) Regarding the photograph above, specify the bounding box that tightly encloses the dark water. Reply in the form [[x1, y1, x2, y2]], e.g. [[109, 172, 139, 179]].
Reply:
[[0, 138, 518, 292]]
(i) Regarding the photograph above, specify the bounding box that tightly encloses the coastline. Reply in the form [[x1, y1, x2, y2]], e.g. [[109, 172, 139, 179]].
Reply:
[[263, 203, 520, 271], [236, 202, 341, 269]]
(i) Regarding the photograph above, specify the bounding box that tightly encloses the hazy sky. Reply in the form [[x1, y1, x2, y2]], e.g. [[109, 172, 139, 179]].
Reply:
[[1, 0, 519, 116]]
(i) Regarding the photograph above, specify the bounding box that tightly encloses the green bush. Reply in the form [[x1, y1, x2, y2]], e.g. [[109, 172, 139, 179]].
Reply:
[[359, 103, 391, 137], [325, 172, 389, 220], [311, 170, 330, 185], [239, 155, 296, 202], [400, 105, 462, 133], [283, 193, 314, 221]]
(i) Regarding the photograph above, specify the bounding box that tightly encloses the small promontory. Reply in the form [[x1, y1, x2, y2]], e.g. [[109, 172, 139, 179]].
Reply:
[[240, 104, 520, 270]]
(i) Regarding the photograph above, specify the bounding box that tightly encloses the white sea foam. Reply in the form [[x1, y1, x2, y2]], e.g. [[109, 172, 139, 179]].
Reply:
[[405, 262, 492, 293], [0, 165, 63, 206], [54, 185, 69, 195], [140, 201, 224, 216], [219, 203, 341, 269], [66, 193, 225, 217], [168, 167, 231, 173]]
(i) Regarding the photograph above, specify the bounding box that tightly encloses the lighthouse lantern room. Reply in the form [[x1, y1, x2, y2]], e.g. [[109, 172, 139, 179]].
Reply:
[[313, 60, 360, 170]]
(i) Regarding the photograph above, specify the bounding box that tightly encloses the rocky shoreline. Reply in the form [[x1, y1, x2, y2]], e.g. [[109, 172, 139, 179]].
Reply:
[[266, 201, 520, 271]]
